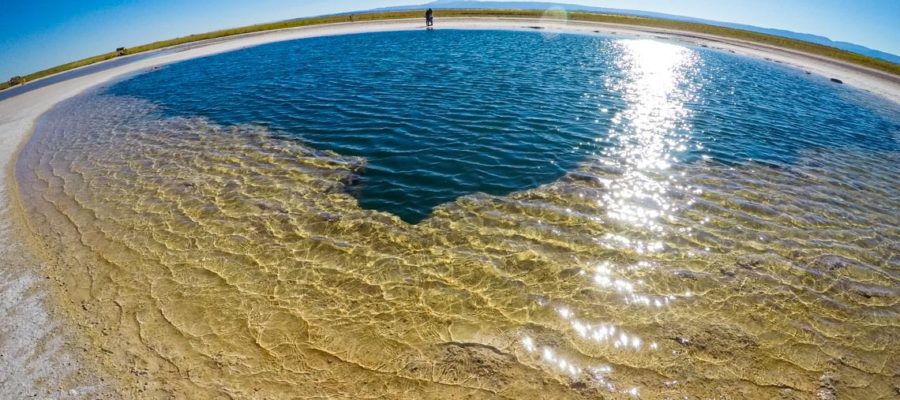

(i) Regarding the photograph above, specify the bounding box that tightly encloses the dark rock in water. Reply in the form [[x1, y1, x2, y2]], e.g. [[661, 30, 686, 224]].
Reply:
[[847, 283, 895, 299], [528, 26, 543, 30], [673, 270, 699, 280], [736, 255, 765, 270], [816, 370, 839, 400], [432, 341, 516, 390], [569, 380, 588, 390], [830, 78, 843, 84], [671, 336, 693, 346], [811, 254, 853, 271], [805, 71, 812, 75], [317, 212, 340, 222]]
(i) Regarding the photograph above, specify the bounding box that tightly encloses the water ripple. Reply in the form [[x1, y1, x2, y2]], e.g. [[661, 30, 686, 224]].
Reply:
[[15, 30, 900, 399]]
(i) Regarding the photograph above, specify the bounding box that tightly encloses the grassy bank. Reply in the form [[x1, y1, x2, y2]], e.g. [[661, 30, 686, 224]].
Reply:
[[3, 9, 899, 91]]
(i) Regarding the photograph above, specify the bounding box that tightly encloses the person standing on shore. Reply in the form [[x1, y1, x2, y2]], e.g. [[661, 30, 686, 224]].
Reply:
[[426, 8, 434, 28]]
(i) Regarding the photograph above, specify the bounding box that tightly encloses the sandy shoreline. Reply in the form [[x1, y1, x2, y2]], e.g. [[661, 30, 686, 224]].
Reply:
[[0, 17, 898, 397]]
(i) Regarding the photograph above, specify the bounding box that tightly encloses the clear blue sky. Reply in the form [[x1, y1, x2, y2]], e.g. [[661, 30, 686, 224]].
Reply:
[[1, 1, 898, 79]]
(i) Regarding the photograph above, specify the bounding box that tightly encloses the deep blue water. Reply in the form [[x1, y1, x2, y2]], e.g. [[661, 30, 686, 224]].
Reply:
[[107, 29, 899, 223]]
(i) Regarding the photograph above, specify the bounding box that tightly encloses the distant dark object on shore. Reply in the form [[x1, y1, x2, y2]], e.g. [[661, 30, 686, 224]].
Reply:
[[830, 78, 843, 84], [116, 47, 128, 56], [371, 1, 900, 65], [8, 76, 23, 86]]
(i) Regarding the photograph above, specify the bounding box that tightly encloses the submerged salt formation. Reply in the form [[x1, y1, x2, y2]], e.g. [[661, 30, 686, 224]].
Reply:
[[14, 32, 900, 399]]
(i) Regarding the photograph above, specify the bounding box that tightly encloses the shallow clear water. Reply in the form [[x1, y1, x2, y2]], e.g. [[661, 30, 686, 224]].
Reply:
[[16, 30, 900, 399]]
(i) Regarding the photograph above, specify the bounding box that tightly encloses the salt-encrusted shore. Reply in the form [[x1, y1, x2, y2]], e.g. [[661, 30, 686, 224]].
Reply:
[[1, 18, 897, 398]]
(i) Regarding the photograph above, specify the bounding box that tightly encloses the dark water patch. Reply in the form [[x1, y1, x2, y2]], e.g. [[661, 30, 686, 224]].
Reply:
[[109, 30, 633, 222], [107, 30, 899, 222]]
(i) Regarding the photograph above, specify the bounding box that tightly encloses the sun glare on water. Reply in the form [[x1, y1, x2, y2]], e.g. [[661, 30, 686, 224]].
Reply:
[[16, 30, 900, 399], [602, 39, 697, 233], [518, 39, 701, 396]]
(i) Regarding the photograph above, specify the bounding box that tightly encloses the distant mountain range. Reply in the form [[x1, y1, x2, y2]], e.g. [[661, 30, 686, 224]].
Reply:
[[368, 0, 900, 64]]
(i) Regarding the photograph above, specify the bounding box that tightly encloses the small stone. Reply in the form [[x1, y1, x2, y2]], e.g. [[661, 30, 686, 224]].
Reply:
[[817, 370, 839, 400], [812, 255, 852, 271], [569, 380, 588, 390], [673, 270, 698, 280]]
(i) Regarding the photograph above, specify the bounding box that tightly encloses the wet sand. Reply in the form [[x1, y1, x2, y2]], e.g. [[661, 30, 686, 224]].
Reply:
[[1, 18, 898, 398]]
